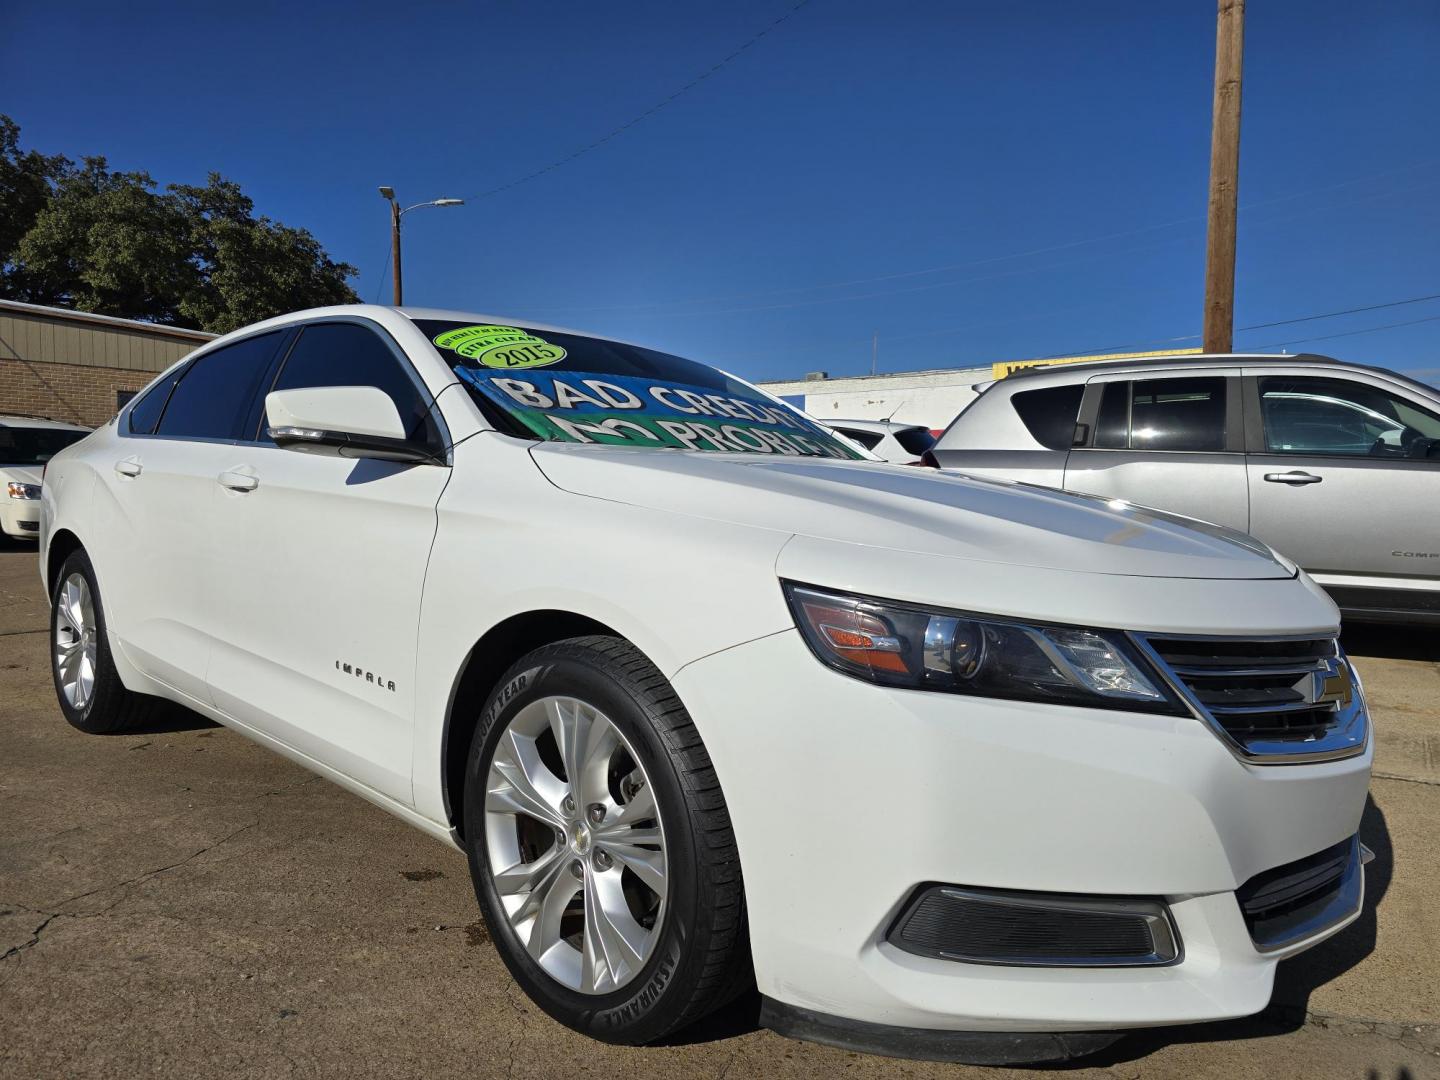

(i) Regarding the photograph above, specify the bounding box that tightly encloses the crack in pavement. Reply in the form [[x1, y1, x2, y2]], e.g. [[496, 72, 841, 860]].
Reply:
[[2, 818, 261, 950], [1372, 770, 1440, 788]]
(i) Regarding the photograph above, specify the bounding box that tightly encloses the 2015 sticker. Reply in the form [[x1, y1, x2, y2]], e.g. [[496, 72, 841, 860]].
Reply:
[[432, 325, 567, 370]]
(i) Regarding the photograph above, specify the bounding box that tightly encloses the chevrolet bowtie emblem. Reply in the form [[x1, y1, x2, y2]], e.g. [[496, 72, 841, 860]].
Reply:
[[1308, 657, 1353, 707]]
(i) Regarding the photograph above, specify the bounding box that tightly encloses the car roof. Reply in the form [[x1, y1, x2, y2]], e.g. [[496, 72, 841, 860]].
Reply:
[[829, 418, 926, 433], [0, 413, 91, 431], [1002, 352, 1344, 383]]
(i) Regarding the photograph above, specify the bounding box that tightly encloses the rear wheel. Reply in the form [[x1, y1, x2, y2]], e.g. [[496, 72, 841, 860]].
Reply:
[[50, 549, 154, 734], [463, 635, 750, 1044]]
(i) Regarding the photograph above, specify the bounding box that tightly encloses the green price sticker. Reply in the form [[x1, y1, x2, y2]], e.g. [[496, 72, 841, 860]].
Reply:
[[433, 325, 567, 370]]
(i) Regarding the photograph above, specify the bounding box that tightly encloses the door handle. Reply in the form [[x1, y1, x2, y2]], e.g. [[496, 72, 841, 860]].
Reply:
[[1263, 471, 1323, 485], [218, 469, 259, 493], [114, 457, 142, 478]]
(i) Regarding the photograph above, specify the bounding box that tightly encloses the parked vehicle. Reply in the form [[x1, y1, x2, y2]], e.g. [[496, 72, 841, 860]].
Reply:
[[826, 417, 936, 464], [0, 415, 90, 541], [41, 309, 1370, 1064], [929, 354, 1440, 623]]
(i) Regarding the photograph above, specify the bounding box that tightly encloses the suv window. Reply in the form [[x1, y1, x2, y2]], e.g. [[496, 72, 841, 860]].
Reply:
[[1092, 377, 1226, 452], [1012, 384, 1084, 450], [1259, 375, 1440, 457], [833, 426, 883, 450], [265, 323, 435, 443], [892, 426, 936, 456], [154, 332, 287, 441]]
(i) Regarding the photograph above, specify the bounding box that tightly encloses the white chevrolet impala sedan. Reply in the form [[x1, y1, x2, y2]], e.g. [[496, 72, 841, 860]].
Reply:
[[40, 306, 1371, 1065]]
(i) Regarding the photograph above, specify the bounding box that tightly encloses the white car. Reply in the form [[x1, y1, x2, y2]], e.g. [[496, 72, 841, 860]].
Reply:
[[40, 306, 1371, 1065], [826, 417, 937, 464], [0, 414, 90, 541]]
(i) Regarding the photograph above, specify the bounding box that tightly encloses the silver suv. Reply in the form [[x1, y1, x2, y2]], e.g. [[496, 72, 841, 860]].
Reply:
[[930, 354, 1440, 623]]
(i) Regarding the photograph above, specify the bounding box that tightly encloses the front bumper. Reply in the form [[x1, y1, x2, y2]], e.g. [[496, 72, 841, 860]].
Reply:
[[0, 498, 42, 539], [672, 629, 1370, 1034]]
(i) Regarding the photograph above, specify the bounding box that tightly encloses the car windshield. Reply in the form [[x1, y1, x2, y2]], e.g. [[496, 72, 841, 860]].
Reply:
[[418, 320, 861, 460], [0, 425, 87, 465]]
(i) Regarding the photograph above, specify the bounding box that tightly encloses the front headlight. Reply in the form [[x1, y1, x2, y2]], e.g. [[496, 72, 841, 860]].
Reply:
[[783, 582, 1182, 713], [6, 482, 41, 500]]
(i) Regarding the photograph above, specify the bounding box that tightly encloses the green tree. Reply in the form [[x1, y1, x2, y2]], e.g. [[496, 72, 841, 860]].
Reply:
[[0, 115, 74, 298], [0, 116, 359, 331]]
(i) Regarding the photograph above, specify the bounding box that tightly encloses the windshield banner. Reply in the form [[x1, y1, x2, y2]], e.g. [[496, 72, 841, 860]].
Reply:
[[454, 366, 861, 458]]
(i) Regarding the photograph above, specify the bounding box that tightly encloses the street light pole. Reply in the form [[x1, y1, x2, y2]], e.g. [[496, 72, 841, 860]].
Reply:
[[378, 187, 464, 307]]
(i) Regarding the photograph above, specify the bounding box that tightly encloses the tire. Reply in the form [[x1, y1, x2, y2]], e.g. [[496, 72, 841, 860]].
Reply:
[[50, 548, 154, 734], [463, 635, 750, 1045]]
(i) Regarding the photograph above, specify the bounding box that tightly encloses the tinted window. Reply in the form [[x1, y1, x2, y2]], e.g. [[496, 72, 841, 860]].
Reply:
[[1260, 375, 1440, 457], [1130, 377, 1225, 451], [834, 427, 883, 450], [0, 425, 87, 465], [1012, 384, 1084, 450], [268, 323, 434, 443], [127, 368, 184, 434], [893, 426, 936, 455], [1094, 382, 1129, 449], [416, 319, 860, 459], [155, 333, 285, 441]]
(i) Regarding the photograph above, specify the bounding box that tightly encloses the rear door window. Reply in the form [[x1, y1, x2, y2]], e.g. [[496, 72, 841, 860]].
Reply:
[[127, 368, 185, 435], [1091, 377, 1227, 452], [154, 332, 287, 441], [1012, 384, 1084, 449]]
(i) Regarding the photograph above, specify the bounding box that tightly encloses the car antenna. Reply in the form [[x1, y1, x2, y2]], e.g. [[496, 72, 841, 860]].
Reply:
[[881, 400, 907, 422]]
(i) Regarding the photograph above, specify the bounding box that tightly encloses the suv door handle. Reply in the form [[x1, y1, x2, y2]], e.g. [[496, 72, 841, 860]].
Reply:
[[114, 457, 142, 478], [218, 469, 259, 493], [1263, 471, 1323, 485]]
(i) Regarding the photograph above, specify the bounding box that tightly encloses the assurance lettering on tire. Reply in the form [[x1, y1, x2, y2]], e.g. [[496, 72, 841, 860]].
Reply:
[[432, 325, 567, 370]]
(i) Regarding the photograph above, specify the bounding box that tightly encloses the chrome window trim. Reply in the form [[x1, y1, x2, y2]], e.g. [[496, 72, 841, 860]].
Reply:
[[1130, 631, 1369, 766]]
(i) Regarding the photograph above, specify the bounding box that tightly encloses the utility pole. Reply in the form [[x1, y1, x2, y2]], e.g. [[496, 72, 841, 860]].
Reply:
[[389, 198, 404, 306], [377, 187, 465, 307], [871, 333, 878, 375], [1202, 0, 1245, 353]]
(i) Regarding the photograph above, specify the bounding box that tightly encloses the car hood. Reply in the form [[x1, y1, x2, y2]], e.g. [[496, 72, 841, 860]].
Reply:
[[530, 446, 1293, 580], [0, 465, 43, 486]]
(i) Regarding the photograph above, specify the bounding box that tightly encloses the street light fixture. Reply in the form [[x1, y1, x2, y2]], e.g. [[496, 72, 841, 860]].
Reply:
[[378, 187, 465, 306]]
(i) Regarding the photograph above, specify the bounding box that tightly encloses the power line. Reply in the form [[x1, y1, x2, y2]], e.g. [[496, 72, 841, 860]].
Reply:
[[1039, 290, 1440, 359], [539, 160, 1436, 315], [1249, 312, 1440, 350], [462, 0, 812, 203]]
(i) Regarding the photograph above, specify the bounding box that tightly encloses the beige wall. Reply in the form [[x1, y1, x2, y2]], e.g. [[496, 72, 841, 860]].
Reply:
[[0, 305, 212, 427]]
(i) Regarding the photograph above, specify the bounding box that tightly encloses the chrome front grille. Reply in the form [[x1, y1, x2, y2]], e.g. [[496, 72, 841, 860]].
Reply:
[[1134, 634, 1368, 763]]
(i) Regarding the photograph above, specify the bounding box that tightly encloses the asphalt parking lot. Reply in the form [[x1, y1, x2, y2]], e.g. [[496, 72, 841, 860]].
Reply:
[[1, 546, 1437, 1079]]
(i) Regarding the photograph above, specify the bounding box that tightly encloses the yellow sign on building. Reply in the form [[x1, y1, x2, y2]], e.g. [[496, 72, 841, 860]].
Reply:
[[992, 348, 1203, 380]]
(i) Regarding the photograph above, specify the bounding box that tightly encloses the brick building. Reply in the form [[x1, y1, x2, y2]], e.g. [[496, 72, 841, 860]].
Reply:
[[0, 300, 214, 428]]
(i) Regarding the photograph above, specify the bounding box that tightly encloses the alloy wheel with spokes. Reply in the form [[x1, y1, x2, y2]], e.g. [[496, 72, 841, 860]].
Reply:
[[54, 571, 98, 714], [484, 695, 668, 995]]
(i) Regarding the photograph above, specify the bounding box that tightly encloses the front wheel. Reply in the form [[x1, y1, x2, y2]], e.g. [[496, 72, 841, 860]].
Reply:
[[463, 636, 750, 1044]]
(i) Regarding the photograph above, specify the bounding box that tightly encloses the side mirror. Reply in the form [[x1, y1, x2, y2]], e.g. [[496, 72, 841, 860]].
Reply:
[[265, 386, 439, 464]]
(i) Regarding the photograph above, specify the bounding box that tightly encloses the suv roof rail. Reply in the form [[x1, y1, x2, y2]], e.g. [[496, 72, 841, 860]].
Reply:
[[1004, 352, 1342, 381]]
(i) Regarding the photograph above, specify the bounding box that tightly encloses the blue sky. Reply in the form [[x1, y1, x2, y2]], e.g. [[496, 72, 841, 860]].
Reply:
[[4, 0, 1438, 383]]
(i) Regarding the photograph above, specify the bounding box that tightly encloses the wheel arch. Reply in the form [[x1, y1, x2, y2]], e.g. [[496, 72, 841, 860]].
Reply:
[[441, 609, 627, 838], [46, 528, 85, 597]]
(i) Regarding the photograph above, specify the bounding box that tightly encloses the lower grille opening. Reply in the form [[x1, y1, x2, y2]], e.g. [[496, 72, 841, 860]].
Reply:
[[1236, 836, 1362, 951], [887, 885, 1180, 967]]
